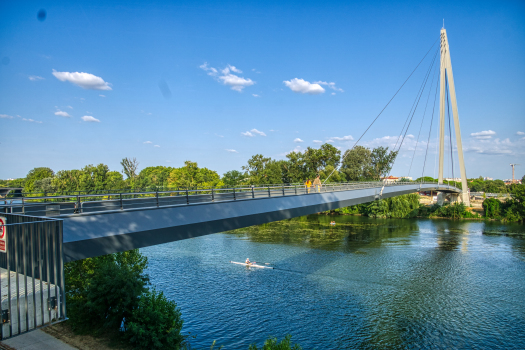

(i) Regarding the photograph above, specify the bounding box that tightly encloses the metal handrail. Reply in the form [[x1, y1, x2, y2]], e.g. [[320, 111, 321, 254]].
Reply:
[[1, 182, 460, 217]]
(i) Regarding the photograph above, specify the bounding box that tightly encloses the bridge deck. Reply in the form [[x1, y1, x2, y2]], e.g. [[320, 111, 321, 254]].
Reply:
[[1, 182, 460, 262]]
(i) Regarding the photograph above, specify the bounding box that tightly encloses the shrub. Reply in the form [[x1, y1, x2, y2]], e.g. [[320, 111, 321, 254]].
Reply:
[[65, 250, 149, 334], [125, 289, 186, 350], [482, 198, 501, 218], [84, 260, 148, 331], [249, 335, 302, 350]]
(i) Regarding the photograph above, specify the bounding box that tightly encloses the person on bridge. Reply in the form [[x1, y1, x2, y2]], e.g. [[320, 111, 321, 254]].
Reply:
[[313, 175, 322, 192], [305, 179, 312, 193]]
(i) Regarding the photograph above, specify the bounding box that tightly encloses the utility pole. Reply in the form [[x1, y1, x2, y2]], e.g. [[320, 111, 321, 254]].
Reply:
[[510, 164, 520, 183]]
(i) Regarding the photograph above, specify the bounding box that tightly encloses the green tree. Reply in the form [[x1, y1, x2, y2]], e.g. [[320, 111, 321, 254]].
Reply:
[[168, 161, 222, 188], [65, 250, 149, 333], [340, 146, 372, 181], [482, 198, 501, 218], [33, 177, 57, 194], [24, 167, 54, 193], [369, 146, 398, 180], [242, 154, 273, 184], [136, 166, 173, 189], [222, 170, 247, 188], [249, 335, 302, 350], [125, 289, 186, 350], [121, 157, 140, 181]]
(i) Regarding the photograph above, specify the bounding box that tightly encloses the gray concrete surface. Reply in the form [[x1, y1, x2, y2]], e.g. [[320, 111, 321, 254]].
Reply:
[[1, 329, 76, 350]]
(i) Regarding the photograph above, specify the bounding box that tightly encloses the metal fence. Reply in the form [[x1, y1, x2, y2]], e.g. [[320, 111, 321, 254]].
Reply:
[[1, 181, 459, 217], [0, 213, 66, 340]]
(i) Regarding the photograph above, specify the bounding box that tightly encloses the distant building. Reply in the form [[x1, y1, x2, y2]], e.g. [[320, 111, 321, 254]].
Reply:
[[504, 179, 522, 185], [483, 177, 493, 181], [444, 177, 462, 182], [400, 176, 412, 181], [381, 176, 399, 183]]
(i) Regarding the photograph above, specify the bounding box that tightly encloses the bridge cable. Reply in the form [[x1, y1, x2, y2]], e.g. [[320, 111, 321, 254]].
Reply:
[[391, 49, 439, 155], [420, 66, 440, 183], [380, 47, 439, 188], [322, 37, 440, 184], [392, 49, 439, 158], [408, 53, 441, 177], [377, 47, 439, 196]]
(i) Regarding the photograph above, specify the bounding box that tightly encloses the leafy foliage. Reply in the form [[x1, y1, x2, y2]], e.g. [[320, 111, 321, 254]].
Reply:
[[168, 161, 222, 188], [124, 289, 186, 350], [65, 250, 149, 333], [482, 184, 525, 222], [249, 335, 302, 350], [24, 167, 54, 192]]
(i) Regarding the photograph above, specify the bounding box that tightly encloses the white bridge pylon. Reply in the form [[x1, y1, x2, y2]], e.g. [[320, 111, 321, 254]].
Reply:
[[438, 28, 470, 206]]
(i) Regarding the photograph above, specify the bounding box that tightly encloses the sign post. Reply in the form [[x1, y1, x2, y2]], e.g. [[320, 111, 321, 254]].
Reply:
[[0, 216, 6, 253]]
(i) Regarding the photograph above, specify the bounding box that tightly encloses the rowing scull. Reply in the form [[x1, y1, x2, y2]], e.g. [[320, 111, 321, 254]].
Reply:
[[230, 261, 274, 269]]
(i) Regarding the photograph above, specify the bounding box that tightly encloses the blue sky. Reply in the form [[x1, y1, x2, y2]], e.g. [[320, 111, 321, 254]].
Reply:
[[1, 0, 524, 181]]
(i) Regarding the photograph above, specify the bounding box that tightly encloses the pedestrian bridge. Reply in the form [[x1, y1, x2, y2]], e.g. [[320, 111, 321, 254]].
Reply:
[[2, 182, 460, 262]]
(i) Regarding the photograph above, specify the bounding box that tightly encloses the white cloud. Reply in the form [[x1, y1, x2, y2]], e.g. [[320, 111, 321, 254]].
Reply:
[[200, 62, 254, 92], [99, 94, 106, 97], [328, 135, 354, 142], [331, 92, 336, 95], [314, 81, 344, 92], [67, 105, 73, 109], [143, 141, 152, 144], [517, 131, 525, 135], [21, 117, 43, 124], [215, 133, 224, 138], [470, 130, 496, 139], [294, 138, 304, 143], [313, 140, 323, 144], [54, 110, 71, 118], [219, 74, 254, 92], [252, 94, 260, 97], [29, 75, 44, 81], [81, 116, 100, 122], [251, 128, 266, 136], [0, 114, 13, 119], [283, 78, 325, 94], [226, 149, 239, 153], [241, 131, 254, 137], [154, 145, 160, 148], [52, 69, 112, 90]]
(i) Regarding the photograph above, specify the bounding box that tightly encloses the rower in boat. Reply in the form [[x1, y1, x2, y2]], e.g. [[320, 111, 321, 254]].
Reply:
[[245, 258, 255, 265]]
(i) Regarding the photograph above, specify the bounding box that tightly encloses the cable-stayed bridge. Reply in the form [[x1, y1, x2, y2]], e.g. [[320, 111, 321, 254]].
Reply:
[[0, 27, 472, 338], [2, 182, 460, 262]]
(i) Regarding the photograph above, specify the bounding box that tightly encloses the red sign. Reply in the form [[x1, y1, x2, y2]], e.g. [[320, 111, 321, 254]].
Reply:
[[0, 216, 6, 253]]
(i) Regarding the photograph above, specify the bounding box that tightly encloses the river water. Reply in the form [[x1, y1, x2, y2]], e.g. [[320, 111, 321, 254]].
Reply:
[[142, 216, 525, 349]]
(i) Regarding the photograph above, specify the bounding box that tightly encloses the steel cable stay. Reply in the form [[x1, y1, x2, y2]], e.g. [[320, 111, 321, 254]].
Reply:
[[392, 48, 439, 158], [420, 67, 441, 183], [322, 37, 440, 184], [378, 47, 439, 195], [407, 53, 441, 177]]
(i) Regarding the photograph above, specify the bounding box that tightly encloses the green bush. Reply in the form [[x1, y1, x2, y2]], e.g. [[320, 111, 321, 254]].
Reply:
[[85, 260, 148, 331], [249, 335, 302, 350], [65, 250, 149, 334], [483, 198, 502, 218], [125, 289, 186, 350]]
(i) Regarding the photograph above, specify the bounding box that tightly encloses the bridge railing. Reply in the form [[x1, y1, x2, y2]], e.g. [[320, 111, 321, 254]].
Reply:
[[1, 182, 459, 217]]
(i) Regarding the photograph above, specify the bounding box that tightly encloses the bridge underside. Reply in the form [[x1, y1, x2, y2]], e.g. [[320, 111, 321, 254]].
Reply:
[[62, 184, 458, 262]]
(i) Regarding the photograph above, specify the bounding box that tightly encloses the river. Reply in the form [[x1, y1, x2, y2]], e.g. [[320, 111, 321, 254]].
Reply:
[[142, 216, 525, 349]]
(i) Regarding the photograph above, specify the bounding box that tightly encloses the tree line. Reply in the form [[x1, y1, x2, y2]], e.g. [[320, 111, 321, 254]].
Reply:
[[0, 143, 399, 194], [1, 143, 523, 194]]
